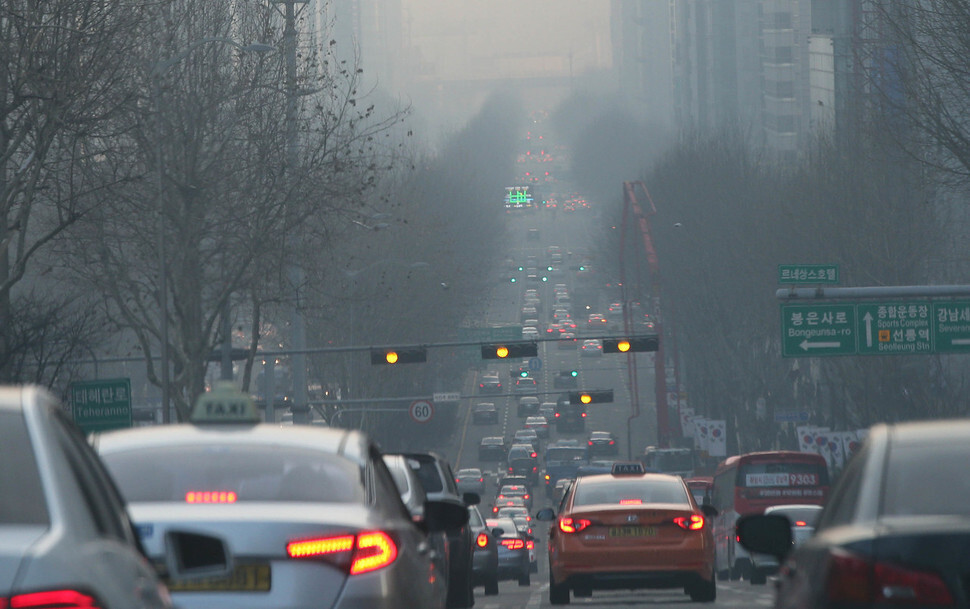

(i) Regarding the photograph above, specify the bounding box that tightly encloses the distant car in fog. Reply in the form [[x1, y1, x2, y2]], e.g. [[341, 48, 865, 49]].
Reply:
[[479, 436, 508, 461], [472, 402, 499, 425], [580, 339, 603, 356], [456, 468, 487, 497]]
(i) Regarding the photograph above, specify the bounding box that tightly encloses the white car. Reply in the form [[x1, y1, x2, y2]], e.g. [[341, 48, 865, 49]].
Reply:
[[93, 383, 467, 609], [0, 385, 177, 609]]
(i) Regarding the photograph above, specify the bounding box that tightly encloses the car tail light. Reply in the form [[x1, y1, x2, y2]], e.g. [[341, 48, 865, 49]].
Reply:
[[581, 412, 587, 418], [794, 520, 807, 527], [476, 533, 489, 548], [526, 539, 535, 550], [1, 590, 102, 608], [609, 440, 614, 445], [479, 478, 484, 483], [559, 517, 592, 533], [501, 538, 525, 550], [826, 548, 954, 605], [620, 499, 642, 505], [287, 531, 398, 575], [588, 441, 593, 446], [673, 514, 705, 530]]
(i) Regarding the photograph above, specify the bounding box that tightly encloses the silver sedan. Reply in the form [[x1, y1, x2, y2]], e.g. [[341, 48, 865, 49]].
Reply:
[[92, 386, 467, 609]]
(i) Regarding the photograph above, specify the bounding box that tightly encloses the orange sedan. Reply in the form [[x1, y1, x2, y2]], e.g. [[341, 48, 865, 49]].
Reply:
[[536, 462, 717, 604]]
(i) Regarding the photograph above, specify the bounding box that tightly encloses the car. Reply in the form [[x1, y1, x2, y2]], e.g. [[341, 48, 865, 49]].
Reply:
[[495, 506, 531, 523], [486, 517, 532, 586], [479, 436, 508, 461], [587, 430, 619, 456], [506, 443, 540, 485], [546, 322, 565, 334], [539, 402, 557, 419], [511, 516, 539, 572], [554, 369, 579, 388], [384, 453, 450, 584], [513, 428, 541, 451], [497, 484, 534, 511], [472, 402, 499, 424], [491, 496, 527, 515], [746, 504, 822, 585], [522, 326, 539, 339], [525, 415, 550, 438], [517, 395, 540, 416], [478, 373, 502, 394], [685, 476, 714, 507], [498, 474, 533, 492], [455, 467, 487, 497], [580, 339, 603, 356], [94, 383, 468, 609], [737, 419, 970, 608], [557, 332, 577, 349], [1, 385, 178, 609], [467, 505, 500, 595], [520, 305, 538, 321], [586, 313, 608, 330], [536, 462, 718, 604], [523, 318, 540, 331]]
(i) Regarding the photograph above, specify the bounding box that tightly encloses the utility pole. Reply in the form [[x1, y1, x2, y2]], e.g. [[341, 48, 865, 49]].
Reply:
[[274, 0, 310, 423]]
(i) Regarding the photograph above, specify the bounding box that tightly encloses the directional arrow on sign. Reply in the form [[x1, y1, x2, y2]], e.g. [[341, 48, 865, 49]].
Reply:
[[800, 340, 843, 351], [863, 312, 874, 347]]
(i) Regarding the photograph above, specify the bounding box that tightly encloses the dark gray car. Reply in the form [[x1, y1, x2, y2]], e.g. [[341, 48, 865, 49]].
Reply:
[[738, 419, 970, 609]]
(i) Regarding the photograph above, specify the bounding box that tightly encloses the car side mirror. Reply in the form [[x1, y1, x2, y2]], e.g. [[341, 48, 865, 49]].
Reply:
[[736, 514, 793, 560], [535, 507, 555, 521], [463, 492, 481, 506], [424, 499, 470, 532], [164, 531, 232, 581]]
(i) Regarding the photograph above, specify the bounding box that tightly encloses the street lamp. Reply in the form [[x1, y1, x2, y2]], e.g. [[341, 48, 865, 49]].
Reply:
[[153, 37, 273, 423]]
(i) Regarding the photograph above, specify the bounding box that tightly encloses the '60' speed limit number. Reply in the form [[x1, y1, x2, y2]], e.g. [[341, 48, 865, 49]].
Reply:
[[409, 400, 434, 424]]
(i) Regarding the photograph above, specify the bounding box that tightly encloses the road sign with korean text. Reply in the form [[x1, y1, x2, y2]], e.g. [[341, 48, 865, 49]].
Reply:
[[857, 302, 932, 355], [70, 378, 132, 433], [933, 301, 970, 353], [778, 264, 839, 285], [781, 304, 857, 357]]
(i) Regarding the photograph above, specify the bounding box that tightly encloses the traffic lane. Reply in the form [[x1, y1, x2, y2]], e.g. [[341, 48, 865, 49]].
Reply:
[[473, 578, 776, 608]]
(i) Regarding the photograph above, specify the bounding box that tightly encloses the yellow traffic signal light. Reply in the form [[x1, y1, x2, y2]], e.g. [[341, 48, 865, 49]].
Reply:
[[580, 393, 592, 404], [370, 347, 427, 365], [568, 389, 613, 404], [602, 336, 659, 353], [481, 341, 538, 360]]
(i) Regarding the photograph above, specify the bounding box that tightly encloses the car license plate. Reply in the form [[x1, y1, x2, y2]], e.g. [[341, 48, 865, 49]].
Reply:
[[609, 526, 656, 538], [166, 563, 271, 592]]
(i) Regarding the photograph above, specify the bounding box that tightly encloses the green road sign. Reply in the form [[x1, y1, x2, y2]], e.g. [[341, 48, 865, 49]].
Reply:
[[778, 264, 839, 285], [781, 304, 857, 357], [70, 378, 132, 433], [933, 301, 970, 353], [857, 302, 932, 355]]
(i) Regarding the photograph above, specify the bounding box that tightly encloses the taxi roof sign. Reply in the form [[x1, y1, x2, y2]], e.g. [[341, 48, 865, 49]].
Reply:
[[611, 462, 645, 475], [190, 381, 260, 424]]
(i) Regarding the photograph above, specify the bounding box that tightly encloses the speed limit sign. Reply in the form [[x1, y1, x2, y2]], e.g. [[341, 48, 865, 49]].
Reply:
[[409, 400, 434, 424]]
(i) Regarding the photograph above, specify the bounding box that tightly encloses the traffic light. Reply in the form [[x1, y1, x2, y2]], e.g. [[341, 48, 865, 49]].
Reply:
[[370, 347, 427, 365], [568, 389, 613, 405], [563, 370, 579, 379], [602, 336, 659, 353], [481, 341, 538, 359]]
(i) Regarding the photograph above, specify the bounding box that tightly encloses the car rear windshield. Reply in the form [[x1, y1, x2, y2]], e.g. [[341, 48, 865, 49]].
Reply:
[[101, 445, 365, 503], [572, 478, 689, 506], [0, 411, 49, 525], [882, 443, 970, 517]]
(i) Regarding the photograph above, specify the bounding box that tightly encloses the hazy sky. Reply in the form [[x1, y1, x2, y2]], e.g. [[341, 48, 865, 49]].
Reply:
[[402, 0, 612, 81]]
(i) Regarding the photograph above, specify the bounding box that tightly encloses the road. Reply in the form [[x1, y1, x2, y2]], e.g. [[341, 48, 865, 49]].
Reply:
[[421, 207, 775, 607]]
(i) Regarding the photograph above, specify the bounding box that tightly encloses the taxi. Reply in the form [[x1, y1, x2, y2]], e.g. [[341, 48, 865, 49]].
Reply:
[[92, 383, 467, 609], [536, 462, 717, 605]]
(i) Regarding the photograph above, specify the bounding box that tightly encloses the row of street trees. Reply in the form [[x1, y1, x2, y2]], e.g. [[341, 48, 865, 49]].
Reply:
[[555, 0, 970, 452], [1, 0, 411, 416]]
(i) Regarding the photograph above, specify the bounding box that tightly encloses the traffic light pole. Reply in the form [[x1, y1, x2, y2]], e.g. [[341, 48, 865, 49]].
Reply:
[[622, 181, 671, 448]]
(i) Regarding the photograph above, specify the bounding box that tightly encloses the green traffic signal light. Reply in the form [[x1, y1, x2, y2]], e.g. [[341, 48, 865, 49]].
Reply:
[[570, 370, 578, 377], [510, 277, 517, 283]]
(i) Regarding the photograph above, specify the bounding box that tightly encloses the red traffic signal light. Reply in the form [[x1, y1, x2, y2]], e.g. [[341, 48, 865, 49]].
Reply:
[[370, 347, 427, 365]]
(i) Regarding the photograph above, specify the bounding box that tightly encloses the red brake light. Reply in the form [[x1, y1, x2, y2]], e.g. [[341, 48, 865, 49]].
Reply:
[[619, 499, 642, 505], [2, 590, 101, 608], [794, 520, 807, 527], [581, 413, 587, 418], [559, 517, 592, 533], [476, 533, 489, 548], [826, 548, 954, 605], [588, 441, 593, 445], [526, 539, 535, 550], [673, 514, 705, 530], [501, 538, 525, 550], [185, 491, 237, 503], [287, 531, 398, 575]]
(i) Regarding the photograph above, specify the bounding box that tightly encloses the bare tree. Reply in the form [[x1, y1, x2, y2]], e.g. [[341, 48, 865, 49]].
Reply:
[[0, 0, 149, 381]]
